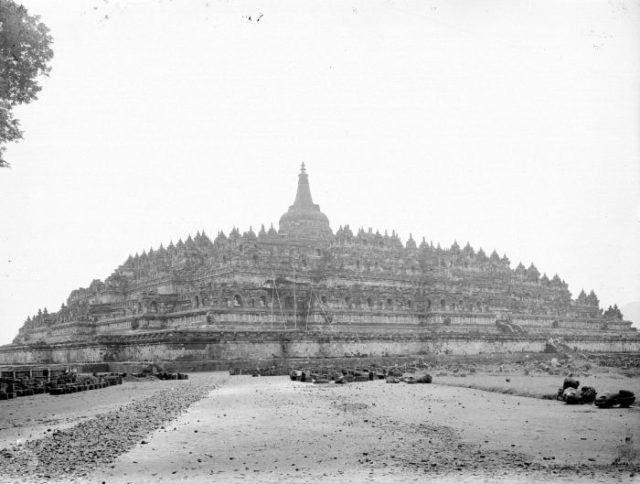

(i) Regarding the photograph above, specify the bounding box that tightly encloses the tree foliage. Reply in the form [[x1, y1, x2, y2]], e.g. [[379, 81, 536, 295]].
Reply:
[[0, 0, 53, 167]]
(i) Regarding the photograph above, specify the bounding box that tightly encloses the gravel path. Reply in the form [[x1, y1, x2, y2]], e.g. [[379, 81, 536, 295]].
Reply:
[[0, 378, 220, 483]]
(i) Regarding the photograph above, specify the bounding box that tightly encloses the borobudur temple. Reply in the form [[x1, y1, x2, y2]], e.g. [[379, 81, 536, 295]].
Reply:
[[2, 165, 637, 369]]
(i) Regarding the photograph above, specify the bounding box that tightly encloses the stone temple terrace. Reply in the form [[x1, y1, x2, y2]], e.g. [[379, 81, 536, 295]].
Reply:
[[2, 165, 637, 369]]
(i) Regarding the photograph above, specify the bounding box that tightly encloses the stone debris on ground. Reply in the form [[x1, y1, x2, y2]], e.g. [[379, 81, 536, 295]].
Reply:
[[127, 362, 190, 381], [239, 352, 640, 380], [546, 375, 637, 410], [288, 365, 433, 385], [594, 390, 636, 408], [0, 379, 215, 482], [0, 365, 637, 483], [0, 368, 126, 401]]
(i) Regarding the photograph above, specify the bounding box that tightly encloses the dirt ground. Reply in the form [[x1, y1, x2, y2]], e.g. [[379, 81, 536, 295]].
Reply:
[[436, 372, 640, 400], [1, 367, 639, 483]]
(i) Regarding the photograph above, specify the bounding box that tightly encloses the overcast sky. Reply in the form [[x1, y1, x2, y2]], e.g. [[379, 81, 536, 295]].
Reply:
[[1, 0, 638, 345]]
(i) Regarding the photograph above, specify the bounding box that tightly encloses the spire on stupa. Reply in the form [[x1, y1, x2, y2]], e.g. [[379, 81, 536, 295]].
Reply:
[[293, 162, 314, 207], [278, 163, 332, 240]]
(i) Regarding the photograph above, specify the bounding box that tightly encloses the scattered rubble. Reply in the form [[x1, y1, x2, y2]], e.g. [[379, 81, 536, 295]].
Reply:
[[553, 377, 635, 408], [0, 367, 127, 400], [591, 354, 640, 370], [0, 378, 213, 481], [128, 363, 189, 381], [130, 371, 189, 381], [227, 352, 640, 382], [558, 386, 597, 405], [595, 390, 636, 409], [289, 365, 433, 385]]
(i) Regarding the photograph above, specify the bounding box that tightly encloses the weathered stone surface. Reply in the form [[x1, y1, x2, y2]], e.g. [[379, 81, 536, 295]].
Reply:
[[4, 165, 637, 365]]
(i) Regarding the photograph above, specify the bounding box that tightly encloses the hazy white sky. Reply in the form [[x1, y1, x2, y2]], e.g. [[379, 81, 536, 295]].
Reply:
[[1, 0, 638, 345]]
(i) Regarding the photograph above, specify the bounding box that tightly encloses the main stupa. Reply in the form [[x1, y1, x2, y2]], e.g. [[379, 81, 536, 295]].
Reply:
[[278, 163, 332, 241]]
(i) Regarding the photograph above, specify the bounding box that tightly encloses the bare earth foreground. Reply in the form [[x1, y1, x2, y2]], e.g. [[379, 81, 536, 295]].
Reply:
[[1, 371, 639, 484]]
